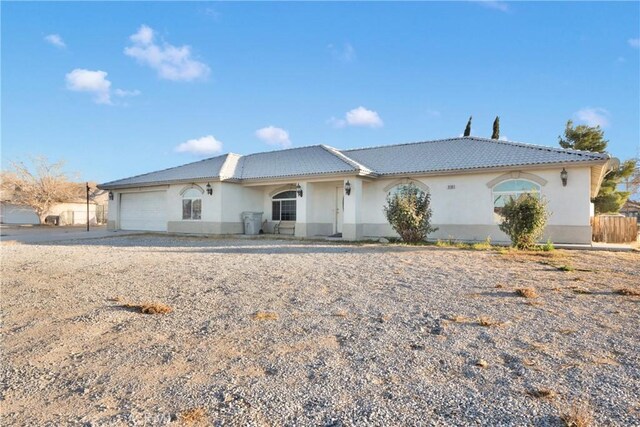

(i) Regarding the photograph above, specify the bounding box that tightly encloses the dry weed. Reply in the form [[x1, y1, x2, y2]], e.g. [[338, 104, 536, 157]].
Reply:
[[332, 310, 348, 318], [253, 311, 279, 321], [528, 388, 557, 399], [614, 288, 640, 296], [450, 315, 472, 323], [477, 316, 504, 327], [476, 359, 489, 368], [140, 303, 173, 314], [180, 407, 207, 424], [516, 288, 539, 298], [571, 287, 592, 295], [561, 401, 593, 427], [122, 302, 173, 314]]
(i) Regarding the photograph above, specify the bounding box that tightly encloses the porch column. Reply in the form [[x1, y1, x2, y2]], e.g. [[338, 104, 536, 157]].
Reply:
[[295, 182, 313, 238], [343, 177, 363, 241]]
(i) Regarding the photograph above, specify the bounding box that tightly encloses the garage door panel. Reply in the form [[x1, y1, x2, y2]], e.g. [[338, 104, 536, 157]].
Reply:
[[120, 192, 167, 231]]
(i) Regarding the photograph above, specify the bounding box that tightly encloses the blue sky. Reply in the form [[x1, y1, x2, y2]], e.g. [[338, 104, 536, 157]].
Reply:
[[2, 1, 639, 183]]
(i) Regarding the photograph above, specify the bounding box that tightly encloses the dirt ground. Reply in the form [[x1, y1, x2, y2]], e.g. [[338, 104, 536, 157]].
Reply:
[[1, 236, 639, 426]]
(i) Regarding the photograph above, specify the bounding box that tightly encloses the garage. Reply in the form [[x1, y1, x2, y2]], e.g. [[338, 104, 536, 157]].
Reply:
[[120, 191, 167, 231]]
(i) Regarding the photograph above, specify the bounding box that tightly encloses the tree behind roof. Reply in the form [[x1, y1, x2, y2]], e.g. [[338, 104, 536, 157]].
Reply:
[[464, 116, 472, 137], [492, 116, 500, 140], [558, 120, 636, 213]]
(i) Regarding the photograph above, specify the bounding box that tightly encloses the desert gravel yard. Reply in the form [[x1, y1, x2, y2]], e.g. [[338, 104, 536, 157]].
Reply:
[[1, 236, 639, 426]]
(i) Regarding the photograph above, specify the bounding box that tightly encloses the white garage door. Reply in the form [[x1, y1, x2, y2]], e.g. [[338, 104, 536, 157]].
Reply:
[[120, 191, 167, 231]]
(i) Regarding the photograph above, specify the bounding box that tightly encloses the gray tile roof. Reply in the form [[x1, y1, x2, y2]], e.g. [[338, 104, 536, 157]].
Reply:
[[99, 137, 609, 189], [236, 145, 372, 180], [99, 153, 231, 188], [340, 137, 608, 175]]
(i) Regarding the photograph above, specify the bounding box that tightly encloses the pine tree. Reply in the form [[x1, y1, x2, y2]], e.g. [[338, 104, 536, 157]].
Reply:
[[558, 120, 637, 213], [463, 116, 472, 137], [492, 116, 500, 139]]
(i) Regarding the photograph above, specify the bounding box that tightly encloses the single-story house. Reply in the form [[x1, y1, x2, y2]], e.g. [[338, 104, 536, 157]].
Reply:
[[98, 136, 611, 244]]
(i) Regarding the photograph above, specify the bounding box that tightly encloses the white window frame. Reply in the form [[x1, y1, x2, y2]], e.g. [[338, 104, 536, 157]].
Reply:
[[272, 191, 297, 221], [182, 188, 202, 221]]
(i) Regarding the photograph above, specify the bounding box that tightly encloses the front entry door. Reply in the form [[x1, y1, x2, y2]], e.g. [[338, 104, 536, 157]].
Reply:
[[335, 187, 343, 234]]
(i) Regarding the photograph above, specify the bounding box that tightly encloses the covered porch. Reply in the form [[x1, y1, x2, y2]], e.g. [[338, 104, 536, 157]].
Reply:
[[242, 177, 367, 241]]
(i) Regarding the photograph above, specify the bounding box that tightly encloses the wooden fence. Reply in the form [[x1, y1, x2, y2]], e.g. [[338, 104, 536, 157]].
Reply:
[[591, 216, 638, 243]]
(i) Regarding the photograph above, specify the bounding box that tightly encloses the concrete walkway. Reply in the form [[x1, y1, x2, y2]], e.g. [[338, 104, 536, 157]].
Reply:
[[0, 225, 144, 244]]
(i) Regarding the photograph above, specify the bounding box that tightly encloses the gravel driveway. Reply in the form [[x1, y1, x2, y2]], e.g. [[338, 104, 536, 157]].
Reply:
[[1, 236, 639, 426]]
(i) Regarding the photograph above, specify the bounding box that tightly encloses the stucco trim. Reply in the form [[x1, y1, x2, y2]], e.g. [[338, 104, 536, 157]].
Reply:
[[485, 171, 548, 188], [179, 184, 205, 195], [268, 184, 297, 197], [382, 178, 430, 193]]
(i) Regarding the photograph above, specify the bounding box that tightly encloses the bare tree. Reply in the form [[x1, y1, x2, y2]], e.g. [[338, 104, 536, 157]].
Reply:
[[0, 157, 83, 224]]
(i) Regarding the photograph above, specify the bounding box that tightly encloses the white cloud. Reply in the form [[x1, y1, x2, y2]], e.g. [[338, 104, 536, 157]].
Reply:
[[44, 34, 66, 49], [65, 69, 112, 105], [574, 107, 610, 128], [175, 135, 223, 155], [114, 88, 141, 97], [628, 38, 640, 49], [328, 43, 356, 62], [65, 69, 140, 105], [331, 106, 384, 129], [255, 126, 291, 148], [473, 1, 510, 12], [124, 25, 210, 82]]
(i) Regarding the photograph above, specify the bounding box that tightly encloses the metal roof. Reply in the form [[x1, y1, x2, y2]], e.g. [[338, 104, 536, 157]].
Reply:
[[99, 153, 232, 188], [340, 137, 608, 175], [235, 145, 366, 180], [99, 137, 609, 189]]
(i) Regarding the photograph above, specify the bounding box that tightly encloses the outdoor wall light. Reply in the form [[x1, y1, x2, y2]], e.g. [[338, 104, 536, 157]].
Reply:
[[206, 183, 213, 195], [345, 180, 352, 195], [561, 168, 568, 187], [108, 191, 114, 200], [296, 183, 303, 197]]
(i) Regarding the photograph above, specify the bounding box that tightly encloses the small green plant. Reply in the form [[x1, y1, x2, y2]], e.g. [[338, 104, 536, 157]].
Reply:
[[383, 184, 438, 243], [499, 193, 549, 250], [471, 237, 493, 250], [558, 265, 575, 272], [541, 238, 555, 252]]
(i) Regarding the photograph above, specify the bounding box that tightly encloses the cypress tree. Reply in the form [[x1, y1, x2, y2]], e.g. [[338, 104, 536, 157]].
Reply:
[[463, 116, 472, 137], [492, 116, 500, 139]]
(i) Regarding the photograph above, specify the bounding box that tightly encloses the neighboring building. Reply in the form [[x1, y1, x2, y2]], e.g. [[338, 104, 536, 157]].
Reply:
[[621, 199, 640, 220], [0, 202, 40, 224], [0, 189, 109, 225], [98, 137, 611, 244]]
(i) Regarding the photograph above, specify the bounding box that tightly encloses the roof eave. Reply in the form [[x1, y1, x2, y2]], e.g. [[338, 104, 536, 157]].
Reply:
[[374, 159, 610, 179], [98, 177, 222, 190]]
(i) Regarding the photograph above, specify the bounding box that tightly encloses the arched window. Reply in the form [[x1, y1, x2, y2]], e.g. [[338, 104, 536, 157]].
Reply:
[[182, 188, 202, 220], [272, 191, 296, 221], [493, 179, 540, 219]]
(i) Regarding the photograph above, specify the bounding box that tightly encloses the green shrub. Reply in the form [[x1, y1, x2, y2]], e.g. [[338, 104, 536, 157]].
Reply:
[[498, 193, 549, 250], [383, 184, 438, 243], [541, 238, 555, 252]]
